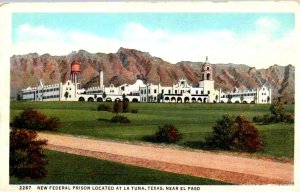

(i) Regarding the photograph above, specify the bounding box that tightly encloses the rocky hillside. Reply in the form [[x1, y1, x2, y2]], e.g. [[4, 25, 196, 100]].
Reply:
[[10, 47, 295, 103]]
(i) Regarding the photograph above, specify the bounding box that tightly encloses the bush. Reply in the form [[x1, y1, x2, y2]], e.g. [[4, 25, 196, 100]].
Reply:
[[262, 114, 272, 124], [205, 114, 236, 150], [155, 124, 182, 143], [10, 129, 48, 179], [44, 117, 61, 131], [252, 115, 262, 123], [206, 114, 263, 152], [111, 115, 130, 123], [130, 109, 139, 113], [231, 116, 263, 152], [97, 104, 111, 111], [283, 112, 294, 123], [12, 109, 60, 131], [253, 100, 294, 124]]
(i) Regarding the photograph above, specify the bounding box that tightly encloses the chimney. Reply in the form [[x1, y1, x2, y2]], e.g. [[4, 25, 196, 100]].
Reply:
[[99, 70, 104, 88]]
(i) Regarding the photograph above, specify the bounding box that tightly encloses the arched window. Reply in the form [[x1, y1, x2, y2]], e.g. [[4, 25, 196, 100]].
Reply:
[[207, 73, 210, 80]]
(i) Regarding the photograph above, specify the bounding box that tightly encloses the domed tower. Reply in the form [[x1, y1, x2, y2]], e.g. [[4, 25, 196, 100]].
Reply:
[[70, 61, 81, 84], [201, 56, 213, 81]]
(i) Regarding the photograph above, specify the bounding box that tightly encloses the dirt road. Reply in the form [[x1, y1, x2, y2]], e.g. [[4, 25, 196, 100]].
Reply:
[[38, 133, 293, 184]]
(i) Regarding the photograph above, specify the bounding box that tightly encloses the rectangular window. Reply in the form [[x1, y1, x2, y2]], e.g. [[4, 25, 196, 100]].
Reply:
[[175, 90, 177, 94], [196, 90, 198, 94], [148, 89, 150, 94], [168, 90, 171, 94], [162, 90, 164, 94], [208, 91, 210, 94], [201, 91, 204, 94], [154, 89, 157, 94]]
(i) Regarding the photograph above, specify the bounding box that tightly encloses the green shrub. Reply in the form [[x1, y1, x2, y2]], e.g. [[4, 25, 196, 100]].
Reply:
[[206, 114, 263, 152], [130, 109, 139, 113], [205, 114, 236, 150], [155, 124, 182, 143], [253, 100, 294, 124], [10, 128, 48, 179], [44, 117, 61, 131], [111, 115, 130, 123], [283, 112, 294, 123], [252, 115, 263, 123], [97, 104, 111, 111], [262, 114, 272, 124], [12, 109, 60, 131], [269, 100, 286, 122]]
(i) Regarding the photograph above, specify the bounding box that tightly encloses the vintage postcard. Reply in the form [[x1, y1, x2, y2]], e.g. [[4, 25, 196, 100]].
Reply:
[[0, 1, 299, 192]]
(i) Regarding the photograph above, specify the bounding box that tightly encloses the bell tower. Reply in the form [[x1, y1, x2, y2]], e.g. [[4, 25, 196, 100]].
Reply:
[[199, 56, 215, 101], [201, 56, 213, 81]]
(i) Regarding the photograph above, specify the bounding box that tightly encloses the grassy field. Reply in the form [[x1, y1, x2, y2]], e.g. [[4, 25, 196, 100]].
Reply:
[[10, 101, 294, 158], [10, 150, 229, 185]]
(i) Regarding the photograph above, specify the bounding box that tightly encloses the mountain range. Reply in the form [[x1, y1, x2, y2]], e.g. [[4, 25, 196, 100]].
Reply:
[[10, 47, 295, 103]]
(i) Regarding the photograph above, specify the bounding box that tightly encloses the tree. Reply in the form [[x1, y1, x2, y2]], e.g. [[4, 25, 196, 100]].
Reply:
[[215, 95, 218, 103], [227, 95, 232, 103], [10, 129, 48, 179], [113, 100, 121, 116], [102, 92, 107, 100], [253, 95, 257, 104], [149, 95, 153, 102], [157, 94, 161, 103], [267, 96, 270, 103], [122, 100, 129, 113], [64, 91, 69, 101], [269, 99, 285, 122], [240, 95, 244, 103], [121, 94, 129, 113], [17, 94, 21, 101]]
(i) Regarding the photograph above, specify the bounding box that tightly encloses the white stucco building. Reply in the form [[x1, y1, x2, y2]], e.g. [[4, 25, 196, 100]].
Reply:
[[21, 57, 272, 104]]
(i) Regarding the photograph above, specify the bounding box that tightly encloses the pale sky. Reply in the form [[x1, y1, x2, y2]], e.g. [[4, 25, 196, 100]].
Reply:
[[12, 13, 296, 68]]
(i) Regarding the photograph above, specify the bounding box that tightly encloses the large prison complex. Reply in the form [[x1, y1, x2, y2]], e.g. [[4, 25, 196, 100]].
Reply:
[[21, 57, 271, 104]]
